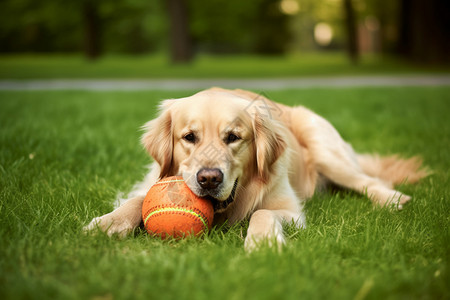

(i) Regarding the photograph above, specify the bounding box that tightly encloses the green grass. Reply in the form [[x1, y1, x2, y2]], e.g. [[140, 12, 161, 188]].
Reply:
[[1, 53, 449, 79], [0, 88, 449, 300]]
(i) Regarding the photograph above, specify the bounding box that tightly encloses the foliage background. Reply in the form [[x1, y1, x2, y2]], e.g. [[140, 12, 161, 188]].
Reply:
[[2, 0, 448, 63]]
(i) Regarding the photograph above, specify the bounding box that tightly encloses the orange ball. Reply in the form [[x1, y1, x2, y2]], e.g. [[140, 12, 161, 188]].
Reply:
[[142, 176, 214, 239]]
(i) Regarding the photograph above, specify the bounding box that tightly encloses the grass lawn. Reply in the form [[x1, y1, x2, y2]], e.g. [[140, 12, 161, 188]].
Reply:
[[1, 53, 449, 79], [0, 87, 449, 299]]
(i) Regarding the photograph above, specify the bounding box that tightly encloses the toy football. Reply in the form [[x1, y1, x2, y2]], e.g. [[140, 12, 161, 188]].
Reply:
[[142, 176, 214, 239]]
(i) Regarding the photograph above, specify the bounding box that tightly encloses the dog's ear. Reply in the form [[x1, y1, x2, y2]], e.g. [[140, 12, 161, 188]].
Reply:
[[253, 114, 287, 183], [141, 100, 175, 178]]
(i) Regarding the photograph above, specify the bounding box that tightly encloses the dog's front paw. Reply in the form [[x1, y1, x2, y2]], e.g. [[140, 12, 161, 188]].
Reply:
[[244, 209, 287, 252], [244, 231, 285, 252], [83, 213, 135, 238], [244, 222, 286, 252]]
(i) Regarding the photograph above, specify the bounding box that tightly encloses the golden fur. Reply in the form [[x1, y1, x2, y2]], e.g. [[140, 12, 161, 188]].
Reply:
[[85, 88, 428, 251]]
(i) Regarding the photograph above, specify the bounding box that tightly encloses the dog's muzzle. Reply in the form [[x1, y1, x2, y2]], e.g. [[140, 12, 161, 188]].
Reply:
[[207, 179, 238, 213]]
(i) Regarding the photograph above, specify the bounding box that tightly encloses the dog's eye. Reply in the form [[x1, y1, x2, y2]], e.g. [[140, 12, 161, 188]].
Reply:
[[225, 133, 240, 144], [183, 133, 196, 143]]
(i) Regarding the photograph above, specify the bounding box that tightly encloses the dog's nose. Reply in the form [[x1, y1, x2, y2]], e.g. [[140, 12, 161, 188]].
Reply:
[[197, 168, 223, 190]]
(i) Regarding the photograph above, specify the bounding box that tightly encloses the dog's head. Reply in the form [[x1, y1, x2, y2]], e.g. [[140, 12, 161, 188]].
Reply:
[[141, 90, 286, 211]]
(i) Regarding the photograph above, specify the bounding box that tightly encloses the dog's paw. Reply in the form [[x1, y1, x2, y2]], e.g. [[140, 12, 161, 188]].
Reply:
[[395, 193, 411, 210], [244, 226, 286, 253], [382, 192, 411, 210], [370, 187, 412, 210], [83, 213, 135, 238], [244, 232, 285, 253]]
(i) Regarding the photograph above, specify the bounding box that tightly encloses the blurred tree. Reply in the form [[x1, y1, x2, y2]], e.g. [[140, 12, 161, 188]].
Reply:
[[253, 0, 291, 54], [363, 0, 399, 53], [190, 0, 256, 53], [82, 1, 102, 60], [190, 0, 290, 54], [3, 0, 447, 65], [397, 0, 450, 63], [167, 0, 193, 63], [0, 0, 167, 57], [0, 0, 82, 52], [343, 0, 358, 64], [101, 1, 167, 54], [0, 0, 294, 58]]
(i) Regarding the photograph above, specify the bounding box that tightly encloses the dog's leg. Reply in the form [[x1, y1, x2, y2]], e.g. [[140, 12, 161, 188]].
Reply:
[[244, 208, 305, 252], [317, 160, 411, 208], [84, 163, 160, 237], [83, 195, 145, 237], [311, 137, 411, 208], [289, 106, 411, 208], [311, 133, 411, 208]]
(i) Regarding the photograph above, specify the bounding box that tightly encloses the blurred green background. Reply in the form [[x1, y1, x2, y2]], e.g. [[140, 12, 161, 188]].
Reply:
[[1, 0, 449, 78]]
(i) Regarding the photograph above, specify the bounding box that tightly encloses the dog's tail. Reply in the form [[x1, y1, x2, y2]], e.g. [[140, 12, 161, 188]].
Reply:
[[357, 154, 431, 186]]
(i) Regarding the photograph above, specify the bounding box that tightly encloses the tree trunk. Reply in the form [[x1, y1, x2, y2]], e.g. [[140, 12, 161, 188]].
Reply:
[[167, 0, 193, 63], [343, 0, 359, 64], [82, 1, 101, 60], [397, 0, 410, 57], [397, 0, 450, 63]]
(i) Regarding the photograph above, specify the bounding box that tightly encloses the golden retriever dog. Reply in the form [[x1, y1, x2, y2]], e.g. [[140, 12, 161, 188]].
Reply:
[[84, 88, 427, 251]]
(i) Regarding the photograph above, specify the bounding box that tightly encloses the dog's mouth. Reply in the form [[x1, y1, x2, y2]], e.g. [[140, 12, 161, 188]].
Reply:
[[205, 179, 238, 213]]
